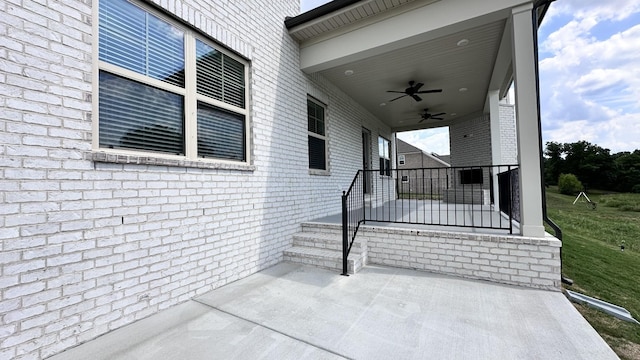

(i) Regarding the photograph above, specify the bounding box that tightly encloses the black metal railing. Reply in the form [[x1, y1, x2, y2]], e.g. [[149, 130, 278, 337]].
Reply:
[[498, 167, 520, 223], [341, 170, 365, 275], [362, 165, 519, 232]]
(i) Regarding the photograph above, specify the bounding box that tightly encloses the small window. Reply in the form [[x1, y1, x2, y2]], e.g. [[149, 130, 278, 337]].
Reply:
[[379, 136, 390, 176], [460, 169, 483, 184], [308, 98, 327, 170], [97, 0, 248, 162], [398, 154, 405, 166], [401, 175, 409, 183]]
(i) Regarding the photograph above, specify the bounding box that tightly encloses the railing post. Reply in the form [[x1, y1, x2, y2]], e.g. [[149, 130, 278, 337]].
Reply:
[[341, 190, 349, 276], [509, 166, 514, 234]]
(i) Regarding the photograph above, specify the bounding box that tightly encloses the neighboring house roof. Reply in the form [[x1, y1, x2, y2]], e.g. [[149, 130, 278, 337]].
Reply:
[[396, 138, 450, 167], [433, 154, 451, 164], [396, 138, 423, 154]]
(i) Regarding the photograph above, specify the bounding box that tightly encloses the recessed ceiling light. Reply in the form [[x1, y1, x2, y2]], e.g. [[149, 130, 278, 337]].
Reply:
[[344, 69, 354, 76], [457, 39, 469, 47], [459, 87, 468, 92], [379, 102, 386, 107]]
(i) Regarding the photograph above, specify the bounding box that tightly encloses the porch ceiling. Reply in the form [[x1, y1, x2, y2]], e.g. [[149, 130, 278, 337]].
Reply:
[[287, 0, 526, 132]]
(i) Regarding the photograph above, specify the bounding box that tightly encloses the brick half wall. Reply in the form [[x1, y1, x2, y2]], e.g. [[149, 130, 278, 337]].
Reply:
[[360, 225, 562, 290]]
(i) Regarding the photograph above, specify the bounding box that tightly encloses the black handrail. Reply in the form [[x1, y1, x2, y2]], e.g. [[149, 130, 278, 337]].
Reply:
[[341, 165, 521, 275], [341, 170, 365, 275], [362, 165, 519, 232]]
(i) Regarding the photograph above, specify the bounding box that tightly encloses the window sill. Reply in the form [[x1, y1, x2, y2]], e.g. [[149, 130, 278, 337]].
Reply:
[[89, 151, 255, 172], [309, 168, 330, 176]]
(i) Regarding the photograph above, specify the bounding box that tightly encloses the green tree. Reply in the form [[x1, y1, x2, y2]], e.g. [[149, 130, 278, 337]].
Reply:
[[558, 173, 583, 195], [544, 141, 564, 185], [613, 150, 640, 192], [561, 141, 613, 190]]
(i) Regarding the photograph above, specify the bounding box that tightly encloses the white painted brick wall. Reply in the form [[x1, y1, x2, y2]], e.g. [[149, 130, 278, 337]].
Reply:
[[499, 103, 518, 164], [361, 226, 561, 290], [0, 0, 392, 358]]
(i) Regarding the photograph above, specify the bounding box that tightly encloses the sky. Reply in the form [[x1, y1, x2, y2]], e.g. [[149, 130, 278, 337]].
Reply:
[[300, 0, 640, 156]]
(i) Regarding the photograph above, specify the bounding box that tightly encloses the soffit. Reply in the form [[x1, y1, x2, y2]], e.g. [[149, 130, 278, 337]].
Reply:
[[288, 0, 522, 132], [318, 19, 506, 131]]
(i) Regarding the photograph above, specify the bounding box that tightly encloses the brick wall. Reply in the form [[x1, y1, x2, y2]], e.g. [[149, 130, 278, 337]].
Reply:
[[449, 114, 492, 167], [0, 0, 391, 358], [361, 226, 561, 290], [448, 114, 493, 194], [499, 103, 518, 164]]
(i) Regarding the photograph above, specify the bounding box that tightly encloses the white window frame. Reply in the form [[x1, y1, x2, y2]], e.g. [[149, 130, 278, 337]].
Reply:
[[401, 175, 409, 183], [398, 154, 406, 166], [91, 0, 250, 167], [307, 96, 329, 174], [378, 136, 391, 176]]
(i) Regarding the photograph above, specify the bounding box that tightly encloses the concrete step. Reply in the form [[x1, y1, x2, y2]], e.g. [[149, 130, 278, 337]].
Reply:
[[292, 232, 364, 253], [301, 222, 342, 235], [283, 246, 365, 275]]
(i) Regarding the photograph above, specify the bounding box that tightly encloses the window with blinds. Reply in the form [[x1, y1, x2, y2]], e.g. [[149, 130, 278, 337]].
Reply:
[[308, 98, 327, 171], [97, 0, 248, 162]]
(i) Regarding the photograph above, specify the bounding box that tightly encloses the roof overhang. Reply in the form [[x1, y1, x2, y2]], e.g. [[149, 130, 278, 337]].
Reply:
[[286, 0, 551, 133]]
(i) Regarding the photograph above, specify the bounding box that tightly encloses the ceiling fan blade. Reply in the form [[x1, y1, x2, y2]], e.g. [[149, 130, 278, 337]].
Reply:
[[386, 90, 406, 93], [432, 117, 444, 120], [389, 94, 408, 102], [418, 118, 425, 123], [432, 112, 446, 117], [413, 82, 424, 91], [416, 89, 443, 94], [411, 95, 422, 102]]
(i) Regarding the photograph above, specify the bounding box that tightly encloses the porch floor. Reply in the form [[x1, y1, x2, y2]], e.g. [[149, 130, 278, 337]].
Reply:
[[50, 263, 616, 360], [316, 199, 518, 234]]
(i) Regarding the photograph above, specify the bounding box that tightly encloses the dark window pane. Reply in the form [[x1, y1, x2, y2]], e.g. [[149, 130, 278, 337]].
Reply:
[[460, 169, 483, 184], [308, 136, 326, 170], [378, 136, 390, 175], [197, 102, 245, 161], [196, 40, 245, 108], [196, 40, 223, 101], [99, 0, 185, 87], [223, 56, 245, 108], [99, 71, 184, 155]]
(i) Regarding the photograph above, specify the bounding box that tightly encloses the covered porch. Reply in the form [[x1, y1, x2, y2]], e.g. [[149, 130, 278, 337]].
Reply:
[[286, 0, 551, 239], [283, 0, 562, 288]]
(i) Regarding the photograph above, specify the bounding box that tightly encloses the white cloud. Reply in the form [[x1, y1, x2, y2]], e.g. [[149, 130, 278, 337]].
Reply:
[[397, 128, 450, 155], [539, 2, 640, 152], [544, 114, 640, 153], [546, 0, 640, 22]]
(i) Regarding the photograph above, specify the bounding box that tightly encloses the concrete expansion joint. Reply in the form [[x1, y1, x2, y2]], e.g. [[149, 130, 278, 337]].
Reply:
[[191, 299, 353, 359]]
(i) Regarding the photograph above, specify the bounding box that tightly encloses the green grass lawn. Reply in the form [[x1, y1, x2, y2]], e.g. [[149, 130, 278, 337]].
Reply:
[[545, 187, 640, 359]]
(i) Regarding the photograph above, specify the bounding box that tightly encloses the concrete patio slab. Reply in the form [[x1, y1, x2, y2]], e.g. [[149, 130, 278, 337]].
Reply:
[[49, 298, 343, 360], [50, 263, 618, 360]]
